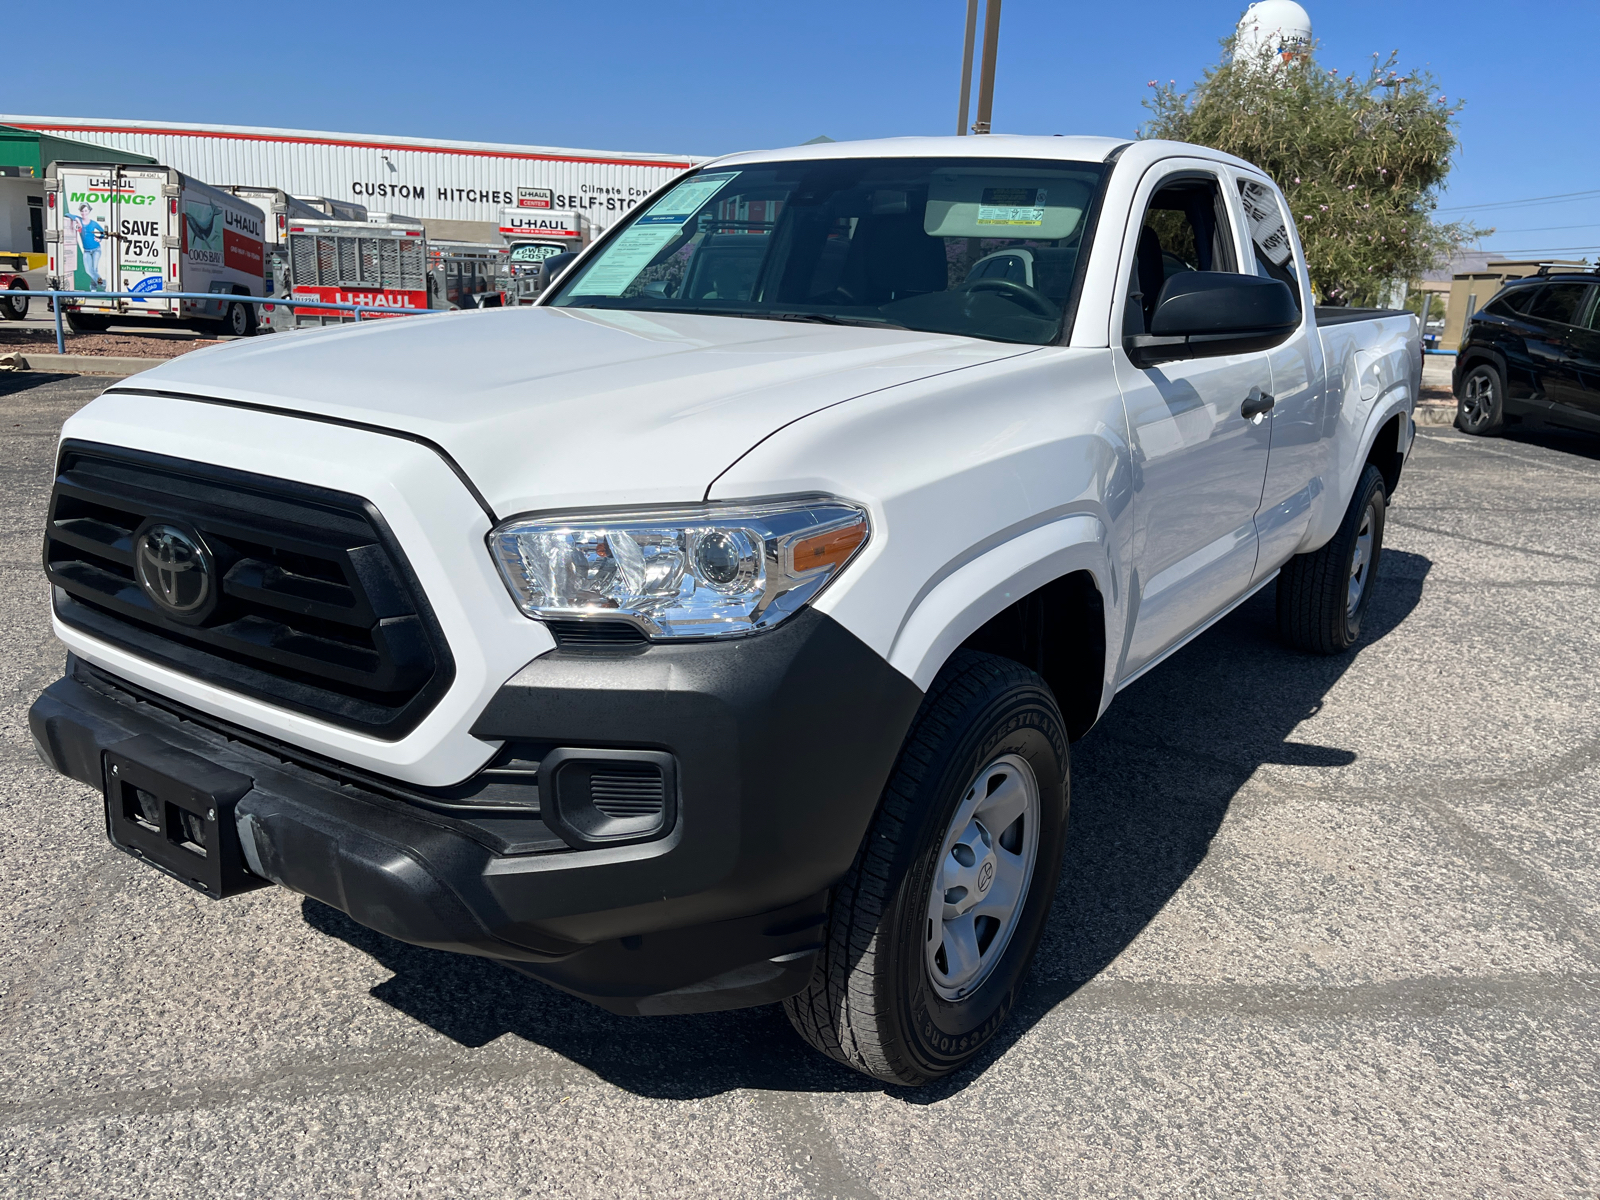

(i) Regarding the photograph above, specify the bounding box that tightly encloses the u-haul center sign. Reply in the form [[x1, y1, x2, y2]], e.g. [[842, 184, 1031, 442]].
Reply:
[[1, 115, 706, 234]]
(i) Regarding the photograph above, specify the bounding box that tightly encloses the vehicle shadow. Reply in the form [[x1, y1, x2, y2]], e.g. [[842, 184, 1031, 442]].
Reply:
[[1501, 425, 1600, 463], [305, 549, 1432, 1100]]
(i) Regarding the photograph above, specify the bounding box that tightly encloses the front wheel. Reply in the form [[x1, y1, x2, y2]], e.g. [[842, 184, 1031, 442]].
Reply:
[[1455, 363, 1504, 435], [1, 282, 28, 320], [784, 651, 1069, 1086], [1277, 463, 1388, 654]]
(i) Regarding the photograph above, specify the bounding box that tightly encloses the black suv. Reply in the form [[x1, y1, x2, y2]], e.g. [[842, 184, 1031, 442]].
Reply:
[[1453, 268, 1600, 435]]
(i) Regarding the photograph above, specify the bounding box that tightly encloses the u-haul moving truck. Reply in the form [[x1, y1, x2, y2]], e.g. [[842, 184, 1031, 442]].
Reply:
[[499, 207, 591, 303], [46, 161, 266, 335]]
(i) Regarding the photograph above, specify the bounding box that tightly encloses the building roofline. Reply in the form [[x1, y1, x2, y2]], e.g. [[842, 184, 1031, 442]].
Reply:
[[0, 114, 705, 171]]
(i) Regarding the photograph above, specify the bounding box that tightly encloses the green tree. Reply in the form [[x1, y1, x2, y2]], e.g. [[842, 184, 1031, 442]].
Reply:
[[1141, 41, 1486, 306]]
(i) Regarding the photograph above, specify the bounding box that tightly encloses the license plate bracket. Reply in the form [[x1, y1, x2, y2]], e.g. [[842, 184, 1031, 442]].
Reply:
[[103, 734, 267, 899]]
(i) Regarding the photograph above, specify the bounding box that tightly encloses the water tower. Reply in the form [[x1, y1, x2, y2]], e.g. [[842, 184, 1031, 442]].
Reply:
[[1236, 1, 1312, 69]]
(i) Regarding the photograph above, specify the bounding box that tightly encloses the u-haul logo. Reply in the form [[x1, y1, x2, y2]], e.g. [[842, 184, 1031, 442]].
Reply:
[[501, 213, 578, 236], [224, 208, 262, 238]]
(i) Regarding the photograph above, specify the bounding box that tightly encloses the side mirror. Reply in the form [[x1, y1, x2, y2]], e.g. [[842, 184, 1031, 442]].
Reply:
[[1126, 271, 1299, 367]]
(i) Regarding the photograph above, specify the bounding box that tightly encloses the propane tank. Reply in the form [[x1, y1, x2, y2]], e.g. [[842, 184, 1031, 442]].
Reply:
[[1236, 1, 1312, 69]]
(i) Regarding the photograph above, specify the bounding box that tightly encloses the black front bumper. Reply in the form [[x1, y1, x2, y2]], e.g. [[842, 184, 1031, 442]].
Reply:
[[30, 610, 924, 1014]]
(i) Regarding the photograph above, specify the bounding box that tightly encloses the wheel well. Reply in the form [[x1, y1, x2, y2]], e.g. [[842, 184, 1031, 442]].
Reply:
[[1367, 412, 1404, 497], [958, 570, 1106, 741]]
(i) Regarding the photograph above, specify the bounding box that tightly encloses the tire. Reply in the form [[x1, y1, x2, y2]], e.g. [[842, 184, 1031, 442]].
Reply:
[[784, 650, 1070, 1086], [1276, 463, 1387, 654], [65, 311, 111, 333], [1, 282, 27, 321], [216, 301, 255, 338], [1455, 362, 1504, 435]]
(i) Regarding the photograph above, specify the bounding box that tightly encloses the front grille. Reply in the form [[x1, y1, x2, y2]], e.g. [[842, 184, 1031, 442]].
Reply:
[[46, 442, 454, 739], [588, 766, 667, 818]]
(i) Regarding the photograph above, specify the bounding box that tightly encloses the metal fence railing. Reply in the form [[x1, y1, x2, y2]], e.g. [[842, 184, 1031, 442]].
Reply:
[[8, 290, 435, 356]]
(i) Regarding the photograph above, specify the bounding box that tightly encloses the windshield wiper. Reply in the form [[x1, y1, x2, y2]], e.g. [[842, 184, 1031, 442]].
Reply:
[[760, 311, 909, 330], [562, 302, 908, 330]]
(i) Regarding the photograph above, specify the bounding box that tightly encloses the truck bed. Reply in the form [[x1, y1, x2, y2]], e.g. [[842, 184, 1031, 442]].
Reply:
[[1313, 306, 1408, 326]]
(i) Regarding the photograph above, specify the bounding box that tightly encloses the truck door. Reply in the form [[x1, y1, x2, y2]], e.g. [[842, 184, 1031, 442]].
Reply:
[[1568, 288, 1600, 426], [1113, 165, 1273, 679], [110, 167, 169, 313], [1522, 282, 1594, 420]]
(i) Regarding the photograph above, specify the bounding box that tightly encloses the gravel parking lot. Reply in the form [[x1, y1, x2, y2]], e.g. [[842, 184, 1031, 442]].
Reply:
[[2, 372, 1597, 1198]]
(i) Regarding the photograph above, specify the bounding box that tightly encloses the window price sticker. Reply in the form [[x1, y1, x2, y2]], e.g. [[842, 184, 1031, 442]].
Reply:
[[976, 186, 1048, 227], [635, 172, 740, 226]]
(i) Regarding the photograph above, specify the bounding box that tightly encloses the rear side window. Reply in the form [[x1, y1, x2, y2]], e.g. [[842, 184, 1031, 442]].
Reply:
[[1525, 283, 1590, 326], [1237, 178, 1303, 311]]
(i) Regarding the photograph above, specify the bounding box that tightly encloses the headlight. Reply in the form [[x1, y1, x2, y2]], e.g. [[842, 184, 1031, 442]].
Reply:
[[489, 498, 869, 639]]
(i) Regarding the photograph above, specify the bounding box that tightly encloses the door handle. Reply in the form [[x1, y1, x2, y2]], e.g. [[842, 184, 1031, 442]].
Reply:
[[1241, 387, 1276, 422]]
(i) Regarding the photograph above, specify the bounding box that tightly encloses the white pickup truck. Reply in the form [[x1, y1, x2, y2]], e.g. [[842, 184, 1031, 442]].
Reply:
[[31, 136, 1417, 1085]]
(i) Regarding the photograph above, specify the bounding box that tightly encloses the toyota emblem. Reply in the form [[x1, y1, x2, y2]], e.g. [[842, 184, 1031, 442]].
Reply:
[[134, 522, 215, 621]]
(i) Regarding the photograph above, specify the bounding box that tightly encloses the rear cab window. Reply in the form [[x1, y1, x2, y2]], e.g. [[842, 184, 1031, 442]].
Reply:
[[1237, 177, 1303, 310]]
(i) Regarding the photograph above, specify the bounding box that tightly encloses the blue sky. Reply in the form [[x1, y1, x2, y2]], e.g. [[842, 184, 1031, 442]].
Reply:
[[10, 1, 1592, 257]]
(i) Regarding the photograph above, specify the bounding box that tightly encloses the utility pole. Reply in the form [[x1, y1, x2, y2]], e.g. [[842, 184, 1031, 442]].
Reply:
[[972, 0, 1002, 134], [956, 0, 979, 135]]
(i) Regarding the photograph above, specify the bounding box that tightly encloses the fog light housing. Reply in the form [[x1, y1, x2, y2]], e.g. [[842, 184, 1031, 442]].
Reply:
[[540, 748, 677, 848]]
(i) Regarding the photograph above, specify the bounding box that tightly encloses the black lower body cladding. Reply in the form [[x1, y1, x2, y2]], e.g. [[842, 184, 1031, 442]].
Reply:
[[30, 609, 926, 1014]]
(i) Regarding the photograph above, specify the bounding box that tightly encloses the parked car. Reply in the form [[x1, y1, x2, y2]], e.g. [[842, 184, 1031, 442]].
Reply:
[[30, 135, 1418, 1085], [1454, 266, 1600, 435]]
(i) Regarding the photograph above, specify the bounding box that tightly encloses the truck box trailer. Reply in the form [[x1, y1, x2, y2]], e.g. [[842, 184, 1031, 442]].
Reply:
[[46, 161, 267, 336], [498, 207, 590, 303]]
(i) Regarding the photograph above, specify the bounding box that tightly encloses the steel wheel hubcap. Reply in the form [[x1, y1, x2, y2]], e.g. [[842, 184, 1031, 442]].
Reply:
[[924, 753, 1040, 1001], [1347, 503, 1375, 617]]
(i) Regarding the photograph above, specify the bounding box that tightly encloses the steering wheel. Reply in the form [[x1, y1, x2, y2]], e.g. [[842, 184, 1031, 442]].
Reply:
[[957, 277, 1058, 318]]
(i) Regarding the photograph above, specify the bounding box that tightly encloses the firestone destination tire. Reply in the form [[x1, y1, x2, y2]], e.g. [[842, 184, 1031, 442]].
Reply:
[[785, 650, 1070, 1086]]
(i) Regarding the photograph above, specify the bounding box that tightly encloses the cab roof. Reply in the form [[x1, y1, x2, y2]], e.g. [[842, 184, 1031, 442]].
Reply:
[[707, 134, 1133, 168]]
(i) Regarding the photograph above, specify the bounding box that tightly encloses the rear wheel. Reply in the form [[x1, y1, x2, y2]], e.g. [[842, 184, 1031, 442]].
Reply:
[[1455, 363, 1504, 435], [1277, 463, 1387, 654], [784, 651, 1069, 1086], [214, 301, 255, 337], [1, 281, 27, 320]]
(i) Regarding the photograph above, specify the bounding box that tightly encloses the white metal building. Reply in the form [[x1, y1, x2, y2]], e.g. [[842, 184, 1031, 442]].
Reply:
[[0, 115, 706, 241]]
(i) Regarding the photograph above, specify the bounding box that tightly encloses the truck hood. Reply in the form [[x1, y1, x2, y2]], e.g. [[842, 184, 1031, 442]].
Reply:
[[119, 307, 1031, 518]]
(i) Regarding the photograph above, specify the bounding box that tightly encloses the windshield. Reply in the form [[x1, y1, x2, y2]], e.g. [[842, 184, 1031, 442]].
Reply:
[[546, 156, 1108, 345]]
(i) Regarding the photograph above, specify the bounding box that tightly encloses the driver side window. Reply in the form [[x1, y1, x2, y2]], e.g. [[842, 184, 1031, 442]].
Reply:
[[1124, 173, 1239, 336]]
